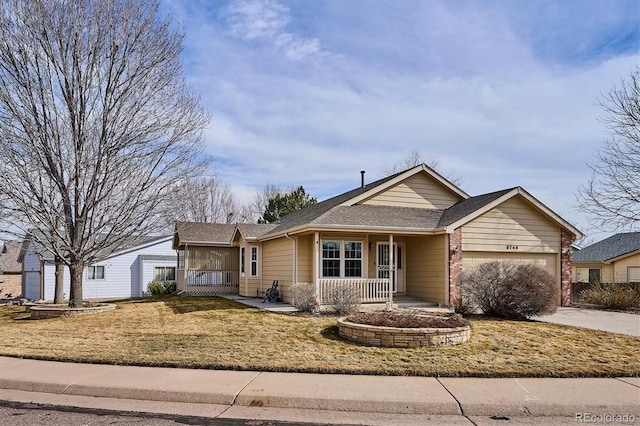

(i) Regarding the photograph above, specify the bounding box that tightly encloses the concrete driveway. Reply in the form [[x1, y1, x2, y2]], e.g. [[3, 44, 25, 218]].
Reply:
[[535, 307, 640, 337]]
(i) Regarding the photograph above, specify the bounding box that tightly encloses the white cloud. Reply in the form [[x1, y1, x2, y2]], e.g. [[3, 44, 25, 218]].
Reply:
[[223, 0, 321, 60], [161, 0, 639, 239]]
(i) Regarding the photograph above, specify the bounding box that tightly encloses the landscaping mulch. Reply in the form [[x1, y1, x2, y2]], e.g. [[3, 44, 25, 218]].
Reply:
[[345, 310, 471, 328]]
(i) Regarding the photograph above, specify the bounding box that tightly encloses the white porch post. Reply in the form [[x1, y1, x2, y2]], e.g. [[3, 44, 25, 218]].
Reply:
[[184, 243, 189, 292], [314, 232, 320, 302], [388, 234, 394, 307]]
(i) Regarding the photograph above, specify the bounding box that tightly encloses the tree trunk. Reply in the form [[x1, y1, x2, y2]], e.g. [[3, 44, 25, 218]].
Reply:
[[53, 257, 65, 304], [68, 263, 84, 308]]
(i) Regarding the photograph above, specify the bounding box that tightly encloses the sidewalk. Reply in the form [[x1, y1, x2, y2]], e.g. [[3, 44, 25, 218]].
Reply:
[[0, 356, 637, 425]]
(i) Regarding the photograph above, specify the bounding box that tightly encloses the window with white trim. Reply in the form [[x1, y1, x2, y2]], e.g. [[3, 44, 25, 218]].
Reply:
[[344, 242, 362, 277], [629, 267, 640, 284], [321, 240, 363, 278], [240, 247, 246, 276], [154, 266, 176, 282], [250, 246, 259, 277], [88, 265, 105, 280]]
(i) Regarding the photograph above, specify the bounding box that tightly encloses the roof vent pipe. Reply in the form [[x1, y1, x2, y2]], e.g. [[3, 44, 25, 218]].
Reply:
[[360, 170, 365, 188]]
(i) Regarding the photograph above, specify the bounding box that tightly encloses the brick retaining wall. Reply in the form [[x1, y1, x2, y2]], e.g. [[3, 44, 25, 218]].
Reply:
[[29, 304, 116, 320]]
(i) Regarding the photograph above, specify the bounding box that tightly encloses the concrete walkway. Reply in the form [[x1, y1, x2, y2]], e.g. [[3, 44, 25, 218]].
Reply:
[[0, 356, 637, 425], [535, 307, 640, 337]]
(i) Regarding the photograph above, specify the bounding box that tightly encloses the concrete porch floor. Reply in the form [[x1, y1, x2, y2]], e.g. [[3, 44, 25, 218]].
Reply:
[[220, 294, 452, 314]]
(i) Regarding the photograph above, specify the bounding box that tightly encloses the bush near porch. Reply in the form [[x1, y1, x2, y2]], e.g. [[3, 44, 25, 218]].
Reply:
[[0, 296, 637, 378]]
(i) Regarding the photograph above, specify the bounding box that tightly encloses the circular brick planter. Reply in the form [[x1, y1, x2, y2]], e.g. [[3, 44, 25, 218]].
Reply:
[[29, 303, 116, 320], [338, 317, 471, 347]]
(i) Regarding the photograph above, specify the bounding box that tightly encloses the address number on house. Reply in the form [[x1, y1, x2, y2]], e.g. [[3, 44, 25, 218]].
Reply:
[[506, 245, 519, 250]]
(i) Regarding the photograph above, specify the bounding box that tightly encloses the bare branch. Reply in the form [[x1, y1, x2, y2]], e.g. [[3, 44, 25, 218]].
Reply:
[[576, 68, 640, 232], [0, 0, 210, 306]]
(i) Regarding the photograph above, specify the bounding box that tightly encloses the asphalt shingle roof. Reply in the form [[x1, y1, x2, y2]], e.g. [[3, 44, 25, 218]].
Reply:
[[236, 224, 278, 240], [262, 170, 412, 236], [573, 232, 640, 263], [0, 241, 22, 273], [175, 222, 237, 245], [437, 188, 515, 228]]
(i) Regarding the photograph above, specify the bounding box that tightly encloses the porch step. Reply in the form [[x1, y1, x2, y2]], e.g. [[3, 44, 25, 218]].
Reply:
[[392, 296, 437, 308]]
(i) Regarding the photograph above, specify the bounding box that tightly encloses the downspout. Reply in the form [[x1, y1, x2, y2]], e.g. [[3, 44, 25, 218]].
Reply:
[[388, 234, 394, 308], [184, 243, 189, 293], [313, 232, 320, 303]]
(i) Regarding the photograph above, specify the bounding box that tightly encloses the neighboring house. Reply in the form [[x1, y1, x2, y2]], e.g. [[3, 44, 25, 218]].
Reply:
[[19, 235, 176, 300], [0, 241, 22, 298], [572, 232, 640, 284], [173, 164, 582, 307]]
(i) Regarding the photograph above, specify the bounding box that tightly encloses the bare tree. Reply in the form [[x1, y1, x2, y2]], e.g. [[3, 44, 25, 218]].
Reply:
[[244, 183, 284, 223], [0, 0, 209, 307], [170, 176, 239, 224], [577, 69, 640, 231], [381, 148, 463, 186]]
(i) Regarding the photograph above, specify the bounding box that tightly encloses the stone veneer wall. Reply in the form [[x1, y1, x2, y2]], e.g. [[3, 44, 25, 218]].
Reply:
[[338, 318, 470, 348], [560, 229, 573, 307], [29, 304, 116, 320], [448, 228, 463, 308]]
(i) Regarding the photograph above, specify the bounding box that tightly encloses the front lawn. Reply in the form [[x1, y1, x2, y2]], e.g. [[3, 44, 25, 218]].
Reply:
[[0, 296, 637, 377]]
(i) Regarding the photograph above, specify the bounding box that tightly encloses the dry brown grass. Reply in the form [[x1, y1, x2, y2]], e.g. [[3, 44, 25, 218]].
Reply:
[[0, 296, 637, 377]]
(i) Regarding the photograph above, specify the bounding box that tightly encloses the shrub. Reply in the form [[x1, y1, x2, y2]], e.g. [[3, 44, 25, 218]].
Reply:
[[458, 262, 557, 320], [582, 282, 640, 310], [163, 280, 177, 294], [291, 282, 316, 312], [325, 283, 361, 315], [147, 281, 165, 295]]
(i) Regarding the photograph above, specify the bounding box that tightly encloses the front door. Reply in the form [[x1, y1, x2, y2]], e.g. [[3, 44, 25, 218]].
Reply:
[[376, 242, 405, 293]]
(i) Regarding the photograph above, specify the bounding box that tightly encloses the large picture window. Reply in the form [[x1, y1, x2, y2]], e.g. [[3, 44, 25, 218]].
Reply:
[[321, 240, 363, 278], [88, 265, 105, 280]]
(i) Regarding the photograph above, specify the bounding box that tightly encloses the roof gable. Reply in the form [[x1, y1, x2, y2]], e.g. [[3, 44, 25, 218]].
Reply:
[[359, 172, 464, 209], [344, 164, 468, 207], [262, 164, 468, 238], [438, 187, 582, 239], [573, 232, 640, 263]]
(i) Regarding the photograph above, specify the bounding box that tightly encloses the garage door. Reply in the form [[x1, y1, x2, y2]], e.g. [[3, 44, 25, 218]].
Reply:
[[23, 271, 41, 300], [462, 251, 558, 281]]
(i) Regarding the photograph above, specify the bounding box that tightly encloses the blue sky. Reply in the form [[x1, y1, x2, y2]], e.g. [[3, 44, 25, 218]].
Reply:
[[161, 0, 639, 241]]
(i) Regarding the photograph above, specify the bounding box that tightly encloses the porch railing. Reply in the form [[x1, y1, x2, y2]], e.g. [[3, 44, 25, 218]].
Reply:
[[318, 278, 391, 304], [182, 270, 239, 295]]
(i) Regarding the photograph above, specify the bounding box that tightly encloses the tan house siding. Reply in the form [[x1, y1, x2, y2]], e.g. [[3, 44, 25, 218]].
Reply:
[[462, 197, 560, 253], [573, 263, 614, 283], [462, 252, 557, 277], [241, 278, 262, 298], [405, 235, 447, 305], [614, 254, 640, 283], [361, 173, 461, 209], [262, 237, 294, 302], [297, 234, 313, 283]]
